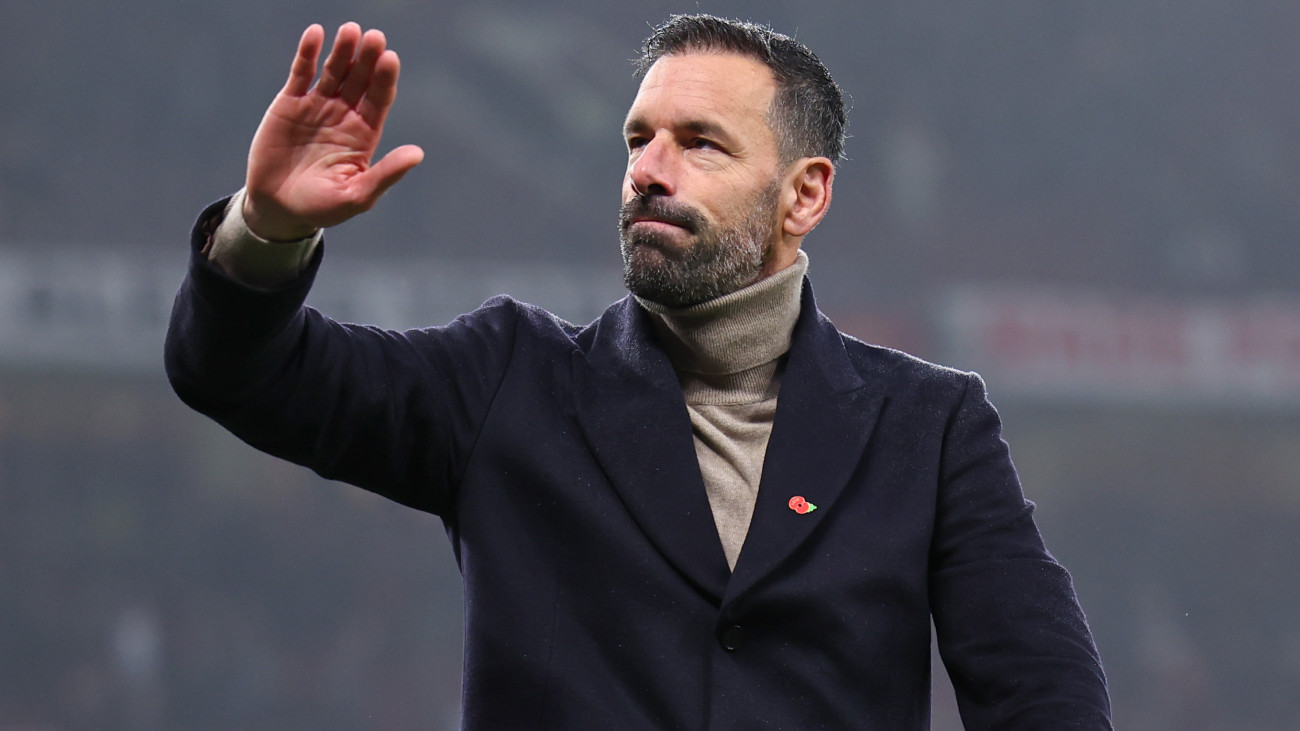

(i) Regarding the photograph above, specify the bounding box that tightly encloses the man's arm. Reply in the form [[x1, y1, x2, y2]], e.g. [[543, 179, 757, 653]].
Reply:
[[929, 374, 1112, 729], [166, 195, 520, 515], [165, 26, 510, 515]]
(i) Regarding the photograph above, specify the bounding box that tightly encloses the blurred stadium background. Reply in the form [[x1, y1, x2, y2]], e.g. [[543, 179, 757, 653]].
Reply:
[[2, 1, 1298, 728]]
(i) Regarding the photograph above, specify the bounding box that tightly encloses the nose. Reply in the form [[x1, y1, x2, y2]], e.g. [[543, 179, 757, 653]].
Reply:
[[627, 136, 676, 198]]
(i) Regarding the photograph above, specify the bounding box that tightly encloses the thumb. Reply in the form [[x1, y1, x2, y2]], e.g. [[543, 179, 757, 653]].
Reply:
[[358, 144, 426, 204]]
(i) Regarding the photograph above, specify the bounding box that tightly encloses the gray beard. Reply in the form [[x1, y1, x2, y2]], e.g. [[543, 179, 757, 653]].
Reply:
[[619, 183, 778, 308]]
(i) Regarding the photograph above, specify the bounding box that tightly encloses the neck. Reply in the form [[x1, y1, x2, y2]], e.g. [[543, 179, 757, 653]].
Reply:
[[635, 250, 808, 376]]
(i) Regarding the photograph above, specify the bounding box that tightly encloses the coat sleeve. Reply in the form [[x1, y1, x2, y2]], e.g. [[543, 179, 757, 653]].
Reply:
[[163, 199, 518, 515], [928, 372, 1112, 729]]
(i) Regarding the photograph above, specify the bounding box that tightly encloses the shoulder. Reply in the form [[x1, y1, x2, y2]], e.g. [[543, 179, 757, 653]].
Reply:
[[450, 294, 592, 349], [792, 282, 981, 408], [835, 328, 982, 406]]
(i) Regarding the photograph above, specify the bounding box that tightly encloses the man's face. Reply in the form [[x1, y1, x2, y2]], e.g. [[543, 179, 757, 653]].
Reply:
[[619, 52, 785, 308]]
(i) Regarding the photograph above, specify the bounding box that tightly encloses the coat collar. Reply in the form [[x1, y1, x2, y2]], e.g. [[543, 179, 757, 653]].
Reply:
[[725, 282, 885, 603], [573, 280, 885, 605], [574, 295, 732, 602]]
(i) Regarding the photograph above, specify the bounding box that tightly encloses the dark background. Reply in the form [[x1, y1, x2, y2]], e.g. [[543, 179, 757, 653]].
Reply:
[[2, 1, 1298, 728]]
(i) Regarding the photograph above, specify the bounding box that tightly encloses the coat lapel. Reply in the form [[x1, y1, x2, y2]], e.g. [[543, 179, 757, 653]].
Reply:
[[725, 283, 886, 603], [573, 297, 731, 602]]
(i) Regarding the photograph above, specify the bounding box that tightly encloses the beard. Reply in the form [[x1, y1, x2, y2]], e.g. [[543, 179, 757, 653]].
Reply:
[[618, 180, 780, 308]]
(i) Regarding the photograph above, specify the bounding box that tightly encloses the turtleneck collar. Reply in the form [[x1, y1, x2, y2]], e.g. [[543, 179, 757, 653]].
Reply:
[[634, 250, 808, 377]]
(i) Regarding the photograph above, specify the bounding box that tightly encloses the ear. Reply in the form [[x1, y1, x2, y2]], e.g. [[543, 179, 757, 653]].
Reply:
[[781, 157, 834, 238]]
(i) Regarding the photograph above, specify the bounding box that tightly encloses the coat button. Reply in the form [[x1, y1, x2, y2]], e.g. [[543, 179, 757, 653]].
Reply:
[[720, 625, 745, 651]]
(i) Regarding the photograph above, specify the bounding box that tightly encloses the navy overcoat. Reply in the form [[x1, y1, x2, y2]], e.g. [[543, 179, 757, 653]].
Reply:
[[166, 198, 1111, 729]]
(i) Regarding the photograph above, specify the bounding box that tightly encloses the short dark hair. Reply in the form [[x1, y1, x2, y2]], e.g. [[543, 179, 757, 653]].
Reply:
[[635, 14, 848, 164]]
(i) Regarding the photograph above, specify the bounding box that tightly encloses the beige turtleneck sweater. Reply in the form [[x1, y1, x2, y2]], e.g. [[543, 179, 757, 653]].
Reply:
[[207, 197, 807, 569], [636, 250, 807, 569]]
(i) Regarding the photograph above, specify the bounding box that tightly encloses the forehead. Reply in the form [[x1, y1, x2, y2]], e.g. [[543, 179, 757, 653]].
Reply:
[[625, 52, 778, 134]]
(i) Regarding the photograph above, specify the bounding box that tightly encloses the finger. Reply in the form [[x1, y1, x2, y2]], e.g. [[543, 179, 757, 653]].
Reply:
[[357, 144, 425, 204], [315, 22, 362, 97], [338, 29, 388, 108], [357, 50, 401, 130], [283, 24, 324, 97]]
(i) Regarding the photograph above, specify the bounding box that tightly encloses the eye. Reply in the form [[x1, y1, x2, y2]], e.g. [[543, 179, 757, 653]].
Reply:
[[689, 137, 719, 151], [626, 136, 649, 151]]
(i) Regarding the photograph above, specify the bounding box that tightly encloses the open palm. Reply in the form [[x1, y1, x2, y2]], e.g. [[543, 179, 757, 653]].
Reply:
[[243, 23, 424, 241]]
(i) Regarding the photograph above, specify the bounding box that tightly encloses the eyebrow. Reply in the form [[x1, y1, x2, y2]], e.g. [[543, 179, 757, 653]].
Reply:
[[623, 116, 735, 145], [681, 119, 731, 142]]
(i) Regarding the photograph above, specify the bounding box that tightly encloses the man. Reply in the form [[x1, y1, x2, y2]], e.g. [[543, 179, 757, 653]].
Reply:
[[166, 15, 1111, 729]]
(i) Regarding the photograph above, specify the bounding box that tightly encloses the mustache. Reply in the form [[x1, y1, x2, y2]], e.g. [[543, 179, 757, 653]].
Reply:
[[618, 195, 703, 234]]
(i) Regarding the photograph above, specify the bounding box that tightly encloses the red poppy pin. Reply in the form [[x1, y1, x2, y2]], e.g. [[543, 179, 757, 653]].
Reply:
[[788, 495, 817, 514]]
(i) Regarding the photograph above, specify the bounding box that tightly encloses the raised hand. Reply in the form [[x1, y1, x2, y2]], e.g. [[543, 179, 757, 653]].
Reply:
[[242, 23, 425, 241]]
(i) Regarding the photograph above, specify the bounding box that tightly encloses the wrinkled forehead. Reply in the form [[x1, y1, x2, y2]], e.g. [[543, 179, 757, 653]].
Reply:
[[626, 52, 778, 129]]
